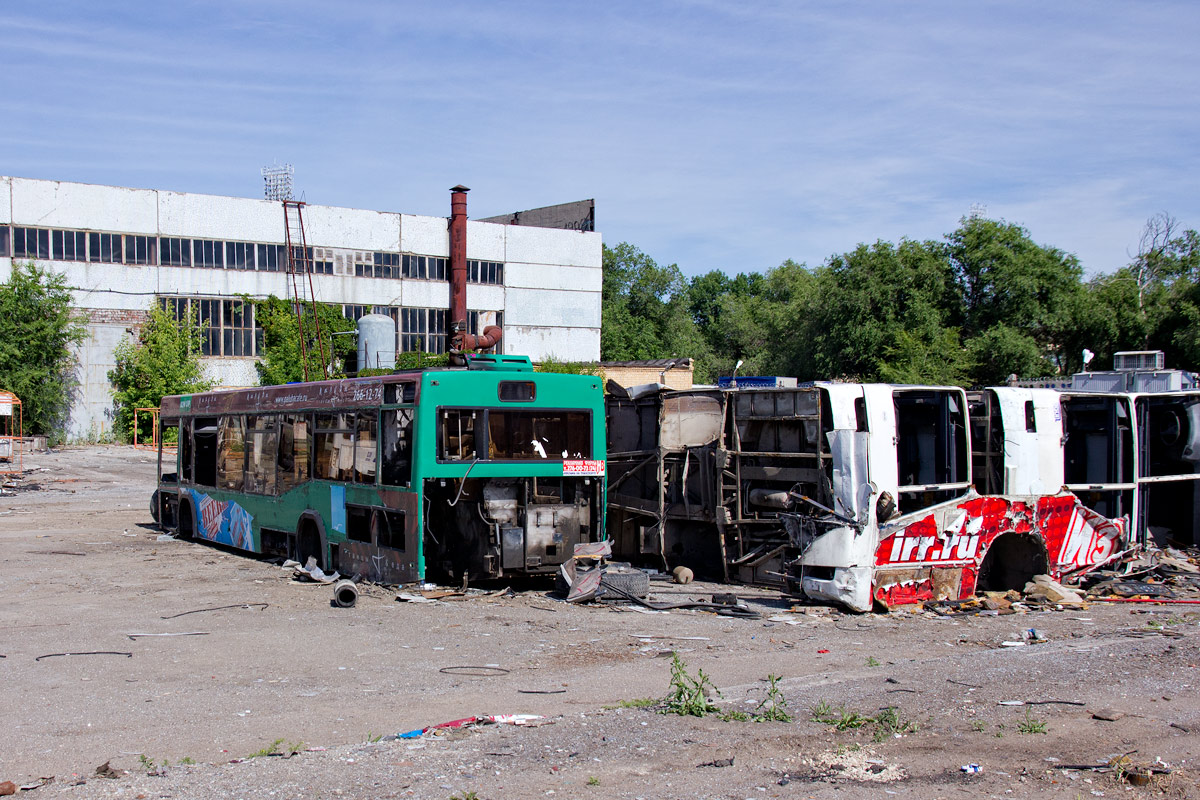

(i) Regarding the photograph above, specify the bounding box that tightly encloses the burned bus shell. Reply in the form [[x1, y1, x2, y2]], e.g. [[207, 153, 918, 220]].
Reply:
[[607, 381, 1129, 612], [155, 355, 607, 584], [972, 386, 1200, 549]]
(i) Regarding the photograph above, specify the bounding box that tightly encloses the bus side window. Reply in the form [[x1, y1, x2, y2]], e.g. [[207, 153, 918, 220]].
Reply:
[[193, 417, 219, 487], [355, 412, 378, 484], [278, 414, 310, 492], [382, 409, 414, 486], [247, 415, 278, 495], [440, 409, 476, 460], [181, 419, 193, 482], [315, 412, 354, 481], [217, 416, 245, 491]]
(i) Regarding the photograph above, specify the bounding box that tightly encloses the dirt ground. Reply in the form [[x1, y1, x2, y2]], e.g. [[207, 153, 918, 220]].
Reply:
[[1, 446, 1198, 799]]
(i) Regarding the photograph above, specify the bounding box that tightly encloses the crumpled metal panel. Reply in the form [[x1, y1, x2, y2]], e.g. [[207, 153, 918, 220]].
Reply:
[[871, 493, 1126, 608], [660, 395, 723, 449]]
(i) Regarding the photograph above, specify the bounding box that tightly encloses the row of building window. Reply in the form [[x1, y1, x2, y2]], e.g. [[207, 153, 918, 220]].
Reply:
[[159, 296, 502, 359], [0, 225, 504, 284]]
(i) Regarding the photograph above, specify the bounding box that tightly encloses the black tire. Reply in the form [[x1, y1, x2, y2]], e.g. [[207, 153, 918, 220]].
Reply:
[[176, 500, 195, 540], [150, 490, 161, 524], [599, 567, 651, 599]]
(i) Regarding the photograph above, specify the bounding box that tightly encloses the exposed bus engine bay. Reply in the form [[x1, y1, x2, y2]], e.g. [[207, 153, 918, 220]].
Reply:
[[424, 475, 604, 581]]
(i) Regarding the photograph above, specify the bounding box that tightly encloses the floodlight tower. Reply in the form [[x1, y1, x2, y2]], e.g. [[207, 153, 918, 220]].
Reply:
[[262, 163, 294, 201]]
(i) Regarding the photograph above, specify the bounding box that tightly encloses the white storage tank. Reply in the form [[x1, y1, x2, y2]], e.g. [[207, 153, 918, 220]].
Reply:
[[357, 314, 397, 371]]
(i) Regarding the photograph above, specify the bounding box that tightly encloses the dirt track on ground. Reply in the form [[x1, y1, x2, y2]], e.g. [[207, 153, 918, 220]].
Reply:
[[1, 446, 1198, 799]]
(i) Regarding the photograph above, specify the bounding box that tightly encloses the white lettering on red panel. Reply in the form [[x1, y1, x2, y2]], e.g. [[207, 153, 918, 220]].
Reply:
[[563, 459, 605, 476]]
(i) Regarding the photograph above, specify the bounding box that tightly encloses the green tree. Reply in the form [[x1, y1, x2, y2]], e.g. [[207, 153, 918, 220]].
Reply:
[[0, 262, 86, 437], [601, 243, 714, 378], [109, 303, 212, 441], [255, 296, 356, 385], [947, 217, 1085, 382], [803, 238, 959, 381]]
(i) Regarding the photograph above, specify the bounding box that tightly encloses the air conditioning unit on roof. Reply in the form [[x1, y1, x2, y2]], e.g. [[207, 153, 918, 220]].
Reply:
[[1113, 350, 1164, 372]]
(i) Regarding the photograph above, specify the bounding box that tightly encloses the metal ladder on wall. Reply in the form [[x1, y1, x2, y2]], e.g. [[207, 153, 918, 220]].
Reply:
[[282, 200, 327, 381]]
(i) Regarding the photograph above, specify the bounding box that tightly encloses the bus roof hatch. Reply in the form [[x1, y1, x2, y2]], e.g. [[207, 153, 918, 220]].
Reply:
[[466, 354, 534, 372]]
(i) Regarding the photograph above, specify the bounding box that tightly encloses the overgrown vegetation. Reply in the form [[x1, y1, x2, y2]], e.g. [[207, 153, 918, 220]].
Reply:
[[535, 356, 605, 376], [0, 262, 86, 438], [602, 213, 1200, 385], [394, 351, 449, 371], [255, 296, 355, 385], [109, 303, 212, 441]]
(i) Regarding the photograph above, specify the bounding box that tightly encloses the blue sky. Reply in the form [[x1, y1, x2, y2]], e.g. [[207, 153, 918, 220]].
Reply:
[[3, 1, 1197, 278]]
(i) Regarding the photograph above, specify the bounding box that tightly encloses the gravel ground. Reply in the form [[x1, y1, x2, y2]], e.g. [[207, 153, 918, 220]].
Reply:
[[1, 446, 1198, 799]]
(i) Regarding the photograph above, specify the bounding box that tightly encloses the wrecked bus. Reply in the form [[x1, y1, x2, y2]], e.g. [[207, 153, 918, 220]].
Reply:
[[971, 386, 1200, 550], [152, 354, 607, 584], [606, 382, 1128, 611]]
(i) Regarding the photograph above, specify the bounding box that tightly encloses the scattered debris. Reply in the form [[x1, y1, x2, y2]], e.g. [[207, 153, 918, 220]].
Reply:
[[293, 557, 340, 584], [1022, 575, 1085, 606], [698, 757, 734, 768], [0, 781, 15, 796], [960, 763, 982, 774], [126, 631, 209, 640], [93, 761, 122, 779], [396, 592, 438, 604], [160, 603, 268, 619], [1092, 709, 1125, 721], [395, 714, 550, 739], [35, 651, 132, 662], [438, 666, 511, 676]]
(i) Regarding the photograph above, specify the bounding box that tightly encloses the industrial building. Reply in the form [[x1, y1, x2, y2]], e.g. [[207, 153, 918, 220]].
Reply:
[[0, 176, 602, 439]]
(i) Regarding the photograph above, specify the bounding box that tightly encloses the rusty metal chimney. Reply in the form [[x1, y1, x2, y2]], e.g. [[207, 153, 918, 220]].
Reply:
[[449, 185, 469, 346], [448, 184, 502, 356]]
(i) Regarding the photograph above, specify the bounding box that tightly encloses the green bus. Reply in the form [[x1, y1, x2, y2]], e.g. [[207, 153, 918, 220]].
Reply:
[[152, 354, 607, 584]]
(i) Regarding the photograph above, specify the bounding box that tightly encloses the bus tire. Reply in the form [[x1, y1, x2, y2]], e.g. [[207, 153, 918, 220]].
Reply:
[[177, 498, 195, 540], [150, 490, 161, 525], [599, 567, 651, 599]]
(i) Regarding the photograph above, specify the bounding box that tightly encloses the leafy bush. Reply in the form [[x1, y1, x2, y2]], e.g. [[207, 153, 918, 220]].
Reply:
[[0, 262, 86, 437], [109, 303, 212, 441]]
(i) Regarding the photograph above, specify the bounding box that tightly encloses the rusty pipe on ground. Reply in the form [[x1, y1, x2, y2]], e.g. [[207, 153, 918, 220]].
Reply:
[[333, 579, 358, 608]]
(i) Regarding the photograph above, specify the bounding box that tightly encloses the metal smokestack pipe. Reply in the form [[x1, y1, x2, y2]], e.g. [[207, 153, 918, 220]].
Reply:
[[449, 185, 469, 350]]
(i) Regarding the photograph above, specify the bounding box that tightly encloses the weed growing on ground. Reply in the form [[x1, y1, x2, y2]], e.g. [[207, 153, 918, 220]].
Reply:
[[754, 674, 793, 723], [366, 732, 383, 743], [811, 702, 916, 739], [247, 739, 285, 759], [1017, 708, 1048, 734], [587, 776, 600, 786], [662, 654, 720, 717], [720, 709, 751, 722], [970, 720, 986, 732], [866, 656, 881, 667], [871, 706, 916, 741], [603, 697, 657, 710], [177, 757, 195, 765], [247, 738, 304, 758], [450, 792, 479, 800]]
